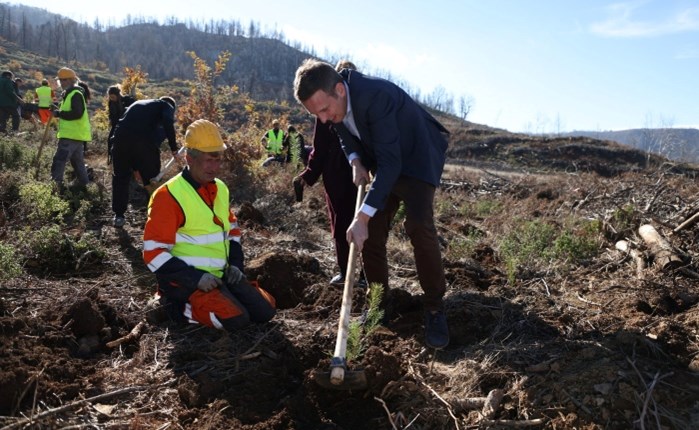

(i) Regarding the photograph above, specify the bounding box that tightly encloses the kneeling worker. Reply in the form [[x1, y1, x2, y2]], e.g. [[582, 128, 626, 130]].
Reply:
[[143, 119, 276, 331]]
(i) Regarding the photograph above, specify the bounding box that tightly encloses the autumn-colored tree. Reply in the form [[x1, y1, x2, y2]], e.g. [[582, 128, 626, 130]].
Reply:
[[120, 66, 148, 99], [176, 50, 231, 130]]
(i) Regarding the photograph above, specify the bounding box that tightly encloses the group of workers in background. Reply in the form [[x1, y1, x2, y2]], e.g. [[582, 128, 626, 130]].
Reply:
[[1, 56, 451, 350]]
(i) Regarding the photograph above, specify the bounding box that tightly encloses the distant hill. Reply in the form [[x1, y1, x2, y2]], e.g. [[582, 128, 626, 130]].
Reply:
[[444, 124, 699, 178], [562, 128, 699, 164]]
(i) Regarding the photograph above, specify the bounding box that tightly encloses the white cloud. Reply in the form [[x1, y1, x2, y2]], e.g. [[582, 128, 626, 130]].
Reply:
[[590, 2, 699, 37]]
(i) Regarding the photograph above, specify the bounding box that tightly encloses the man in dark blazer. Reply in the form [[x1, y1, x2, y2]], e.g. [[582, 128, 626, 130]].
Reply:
[[293, 59, 450, 349]]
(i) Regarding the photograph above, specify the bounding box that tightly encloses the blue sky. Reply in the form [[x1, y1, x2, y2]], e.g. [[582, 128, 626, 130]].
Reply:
[[12, 0, 699, 132]]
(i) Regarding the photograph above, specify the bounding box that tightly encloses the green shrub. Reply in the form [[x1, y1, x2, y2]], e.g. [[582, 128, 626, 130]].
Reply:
[[498, 220, 557, 283], [62, 183, 107, 222], [18, 182, 70, 224], [18, 225, 105, 275], [500, 220, 556, 260], [610, 204, 636, 235], [459, 198, 503, 219], [475, 199, 503, 218], [0, 242, 23, 280], [553, 221, 600, 262], [0, 139, 32, 170], [0, 170, 26, 203], [446, 229, 484, 261], [499, 219, 601, 283]]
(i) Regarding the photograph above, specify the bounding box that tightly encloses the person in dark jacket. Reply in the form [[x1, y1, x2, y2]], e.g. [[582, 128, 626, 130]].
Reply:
[[106, 85, 136, 163], [292, 60, 365, 287], [109, 96, 180, 228], [294, 59, 450, 350], [0, 71, 20, 134], [107, 85, 136, 138]]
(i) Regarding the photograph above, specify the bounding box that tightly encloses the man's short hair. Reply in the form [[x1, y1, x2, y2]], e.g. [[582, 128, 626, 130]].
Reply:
[[293, 59, 343, 103]]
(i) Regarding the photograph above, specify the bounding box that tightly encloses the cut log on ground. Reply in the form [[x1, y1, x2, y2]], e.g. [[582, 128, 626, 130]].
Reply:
[[637, 225, 684, 271]]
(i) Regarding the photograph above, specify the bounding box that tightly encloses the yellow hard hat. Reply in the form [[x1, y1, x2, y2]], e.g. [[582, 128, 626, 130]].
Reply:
[[184, 119, 227, 152], [56, 67, 77, 80]]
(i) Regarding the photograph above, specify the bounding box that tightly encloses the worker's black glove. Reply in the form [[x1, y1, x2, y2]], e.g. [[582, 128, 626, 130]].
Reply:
[[197, 273, 222, 292], [224, 265, 245, 286], [52, 110, 60, 118]]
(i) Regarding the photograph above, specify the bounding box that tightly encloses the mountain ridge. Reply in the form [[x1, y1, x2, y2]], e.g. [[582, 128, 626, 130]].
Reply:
[[563, 128, 699, 164]]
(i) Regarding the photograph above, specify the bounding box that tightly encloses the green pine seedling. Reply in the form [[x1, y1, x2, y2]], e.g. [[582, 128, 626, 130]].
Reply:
[[345, 283, 384, 362]]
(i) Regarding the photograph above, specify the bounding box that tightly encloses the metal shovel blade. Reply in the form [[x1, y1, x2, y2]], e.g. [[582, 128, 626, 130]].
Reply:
[[310, 368, 368, 391]]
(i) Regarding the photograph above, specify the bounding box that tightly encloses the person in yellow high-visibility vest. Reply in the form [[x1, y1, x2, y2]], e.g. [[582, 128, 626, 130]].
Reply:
[[143, 119, 276, 331], [260, 118, 285, 166], [34, 79, 55, 124], [49, 67, 91, 191]]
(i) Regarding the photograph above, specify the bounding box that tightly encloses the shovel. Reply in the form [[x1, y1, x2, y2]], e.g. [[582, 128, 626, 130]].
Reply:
[[312, 183, 368, 390], [144, 146, 185, 194], [34, 115, 56, 180]]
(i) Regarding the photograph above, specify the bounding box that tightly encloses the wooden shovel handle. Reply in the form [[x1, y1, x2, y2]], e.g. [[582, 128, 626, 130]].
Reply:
[[331, 183, 367, 362], [34, 117, 55, 180]]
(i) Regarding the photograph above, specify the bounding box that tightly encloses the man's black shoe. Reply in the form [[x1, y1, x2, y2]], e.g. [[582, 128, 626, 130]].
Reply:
[[425, 309, 449, 349], [330, 273, 368, 288], [329, 273, 344, 286]]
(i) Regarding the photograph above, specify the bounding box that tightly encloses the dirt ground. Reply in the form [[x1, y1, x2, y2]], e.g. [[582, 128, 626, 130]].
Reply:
[[1, 135, 699, 429]]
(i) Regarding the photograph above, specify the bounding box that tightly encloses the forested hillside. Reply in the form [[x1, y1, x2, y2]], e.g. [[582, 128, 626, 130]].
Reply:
[[0, 2, 469, 113], [0, 3, 310, 101]]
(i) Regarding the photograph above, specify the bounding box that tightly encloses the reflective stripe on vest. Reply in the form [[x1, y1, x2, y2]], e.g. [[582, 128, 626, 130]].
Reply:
[[166, 174, 231, 278], [36, 86, 52, 108], [57, 87, 92, 142], [266, 129, 284, 154]]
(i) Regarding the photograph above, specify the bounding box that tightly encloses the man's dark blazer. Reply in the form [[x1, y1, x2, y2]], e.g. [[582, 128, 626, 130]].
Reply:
[[333, 69, 449, 210]]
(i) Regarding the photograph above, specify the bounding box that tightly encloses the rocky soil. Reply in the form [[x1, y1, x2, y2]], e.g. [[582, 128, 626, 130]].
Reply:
[[1, 129, 699, 429]]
